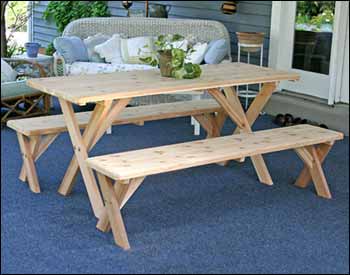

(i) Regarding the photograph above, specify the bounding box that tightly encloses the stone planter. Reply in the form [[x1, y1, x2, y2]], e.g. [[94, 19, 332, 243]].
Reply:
[[159, 50, 173, 77]]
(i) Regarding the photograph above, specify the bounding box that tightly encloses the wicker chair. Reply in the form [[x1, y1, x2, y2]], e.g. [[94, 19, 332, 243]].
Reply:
[[53, 17, 232, 106], [1, 59, 51, 124]]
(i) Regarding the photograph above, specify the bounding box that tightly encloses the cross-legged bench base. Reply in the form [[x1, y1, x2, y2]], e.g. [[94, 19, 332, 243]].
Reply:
[[8, 99, 225, 194], [86, 125, 343, 250]]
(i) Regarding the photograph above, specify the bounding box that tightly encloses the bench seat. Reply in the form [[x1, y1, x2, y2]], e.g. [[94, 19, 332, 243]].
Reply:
[[86, 125, 343, 180], [8, 99, 221, 136], [86, 125, 343, 250], [8, 99, 223, 194]]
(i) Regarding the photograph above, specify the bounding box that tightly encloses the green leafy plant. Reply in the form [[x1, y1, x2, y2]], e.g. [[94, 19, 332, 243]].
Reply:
[[140, 34, 202, 80], [43, 1, 110, 33], [45, 42, 56, 56], [6, 42, 25, 57], [310, 9, 334, 28]]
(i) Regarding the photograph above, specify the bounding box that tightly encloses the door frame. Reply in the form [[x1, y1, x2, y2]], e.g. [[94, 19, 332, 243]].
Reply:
[[269, 1, 349, 105]]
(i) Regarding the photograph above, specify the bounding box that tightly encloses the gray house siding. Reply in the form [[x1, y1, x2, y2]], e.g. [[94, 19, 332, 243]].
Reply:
[[32, 1, 272, 65]]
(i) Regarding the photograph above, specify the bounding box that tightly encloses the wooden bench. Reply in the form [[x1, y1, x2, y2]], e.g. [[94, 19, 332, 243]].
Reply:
[[7, 99, 225, 194], [85, 125, 343, 250]]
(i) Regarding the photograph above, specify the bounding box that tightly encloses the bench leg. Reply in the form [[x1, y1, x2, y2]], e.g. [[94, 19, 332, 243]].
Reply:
[[97, 177, 145, 233], [295, 142, 334, 189], [97, 173, 131, 250], [16, 133, 41, 193], [209, 88, 273, 186], [295, 144, 333, 199], [19, 136, 40, 182], [19, 134, 59, 183]]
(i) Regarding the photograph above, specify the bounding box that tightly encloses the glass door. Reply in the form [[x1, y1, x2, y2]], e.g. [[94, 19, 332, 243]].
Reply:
[[276, 1, 346, 102]]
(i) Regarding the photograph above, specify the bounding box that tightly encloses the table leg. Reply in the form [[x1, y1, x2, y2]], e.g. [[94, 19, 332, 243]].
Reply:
[[58, 99, 131, 218], [208, 88, 273, 186], [234, 82, 277, 134], [58, 101, 114, 196]]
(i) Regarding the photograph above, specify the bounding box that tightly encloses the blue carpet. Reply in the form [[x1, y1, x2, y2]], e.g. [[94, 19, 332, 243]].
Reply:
[[1, 103, 349, 274]]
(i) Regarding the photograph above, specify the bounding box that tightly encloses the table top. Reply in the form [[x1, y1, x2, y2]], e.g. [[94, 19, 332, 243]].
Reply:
[[27, 62, 300, 106], [9, 54, 53, 63]]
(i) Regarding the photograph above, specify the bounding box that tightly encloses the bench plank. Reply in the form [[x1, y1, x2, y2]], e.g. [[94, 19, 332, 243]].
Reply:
[[86, 125, 343, 181], [7, 99, 222, 136]]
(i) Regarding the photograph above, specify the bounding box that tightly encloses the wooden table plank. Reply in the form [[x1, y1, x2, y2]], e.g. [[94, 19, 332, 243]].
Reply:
[[27, 63, 300, 106]]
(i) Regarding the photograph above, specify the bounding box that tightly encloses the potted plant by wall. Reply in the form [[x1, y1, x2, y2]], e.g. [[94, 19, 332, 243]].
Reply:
[[25, 42, 41, 58], [140, 34, 202, 79]]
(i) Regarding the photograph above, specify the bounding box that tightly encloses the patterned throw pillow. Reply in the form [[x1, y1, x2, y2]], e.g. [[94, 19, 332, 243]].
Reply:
[[1, 59, 17, 83], [54, 36, 89, 64], [120, 36, 155, 64], [84, 33, 111, 63], [94, 34, 124, 64]]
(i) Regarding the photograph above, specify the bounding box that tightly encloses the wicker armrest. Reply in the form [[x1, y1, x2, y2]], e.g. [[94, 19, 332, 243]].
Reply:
[[53, 52, 67, 76], [3, 58, 47, 78]]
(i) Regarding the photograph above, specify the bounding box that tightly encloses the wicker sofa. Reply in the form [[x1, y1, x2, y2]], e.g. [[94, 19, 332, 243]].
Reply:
[[54, 17, 232, 105]]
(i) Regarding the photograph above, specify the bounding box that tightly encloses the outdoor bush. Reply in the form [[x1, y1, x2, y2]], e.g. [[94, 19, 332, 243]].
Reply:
[[296, 1, 335, 31], [43, 1, 110, 33]]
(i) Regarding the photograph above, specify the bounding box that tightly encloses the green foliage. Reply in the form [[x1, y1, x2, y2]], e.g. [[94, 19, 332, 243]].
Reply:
[[5, 43, 25, 57], [171, 48, 186, 69], [141, 34, 202, 80], [310, 9, 334, 27], [296, 1, 335, 31], [297, 1, 335, 18], [43, 1, 110, 33], [6, 1, 28, 32], [173, 63, 202, 80], [45, 42, 55, 56]]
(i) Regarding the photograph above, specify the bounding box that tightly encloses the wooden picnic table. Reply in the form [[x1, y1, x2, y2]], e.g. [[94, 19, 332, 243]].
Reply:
[[27, 62, 300, 219]]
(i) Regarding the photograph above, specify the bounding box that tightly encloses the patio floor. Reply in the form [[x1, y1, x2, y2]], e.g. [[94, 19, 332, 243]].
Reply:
[[1, 101, 349, 274]]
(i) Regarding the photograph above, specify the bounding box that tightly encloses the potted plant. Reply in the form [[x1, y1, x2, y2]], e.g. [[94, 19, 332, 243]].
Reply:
[[25, 42, 41, 58], [236, 32, 265, 53], [140, 34, 202, 79]]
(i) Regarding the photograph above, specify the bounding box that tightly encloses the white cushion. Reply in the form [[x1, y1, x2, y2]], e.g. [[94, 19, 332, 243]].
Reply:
[[94, 34, 124, 64], [84, 33, 111, 63], [1, 59, 17, 83], [204, 39, 229, 64], [120, 36, 154, 64], [171, 40, 189, 51], [185, 42, 208, 64], [65, 62, 157, 76]]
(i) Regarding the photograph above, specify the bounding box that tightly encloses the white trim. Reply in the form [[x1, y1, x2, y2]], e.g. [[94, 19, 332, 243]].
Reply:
[[269, 1, 349, 105], [329, 2, 349, 104], [268, 1, 282, 69], [27, 1, 34, 42]]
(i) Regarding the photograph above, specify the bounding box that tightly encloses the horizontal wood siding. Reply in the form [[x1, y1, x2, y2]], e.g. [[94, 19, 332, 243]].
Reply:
[[33, 1, 272, 65]]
